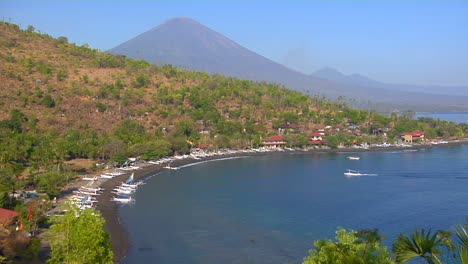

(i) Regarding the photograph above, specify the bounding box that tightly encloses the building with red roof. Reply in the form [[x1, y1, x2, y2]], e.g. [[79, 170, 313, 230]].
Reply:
[[0, 208, 19, 226], [262, 136, 287, 148], [308, 132, 323, 145], [308, 140, 323, 145], [401, 130, 425, 143]]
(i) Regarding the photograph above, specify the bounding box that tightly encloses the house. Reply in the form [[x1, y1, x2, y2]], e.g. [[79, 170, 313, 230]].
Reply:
[[401, 130, 425, 143], [0, 208, 19, 226], [288, 123, 300, 133], [278, 123, 300, 134], [316, 127, 326, 136], [308, 132, 323, 145], [333, 125, 343, 131], [262, 136, 287, 148]]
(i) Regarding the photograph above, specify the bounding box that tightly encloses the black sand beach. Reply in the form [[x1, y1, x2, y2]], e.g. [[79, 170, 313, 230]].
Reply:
[[94, 140, 468, 263]]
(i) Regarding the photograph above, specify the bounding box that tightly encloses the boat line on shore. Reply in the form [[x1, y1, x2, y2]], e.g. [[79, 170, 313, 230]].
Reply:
[[48, 139, 468, 263]]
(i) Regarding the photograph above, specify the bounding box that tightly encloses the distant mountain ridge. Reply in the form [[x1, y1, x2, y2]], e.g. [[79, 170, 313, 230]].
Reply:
[[311, 67, 468, 97], [109, 17, 468, 112]]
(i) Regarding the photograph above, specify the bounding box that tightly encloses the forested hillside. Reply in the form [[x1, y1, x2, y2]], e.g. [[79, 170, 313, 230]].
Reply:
[[0, 21, 466, 198]]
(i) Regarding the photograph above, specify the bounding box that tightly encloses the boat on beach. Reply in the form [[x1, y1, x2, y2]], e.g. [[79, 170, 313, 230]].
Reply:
[[80, 186, 104, 192], [110, 173, 142, 202], [82, 176, 98, 181], [121, 182, 143, 188], [111, 196, 133, 203]]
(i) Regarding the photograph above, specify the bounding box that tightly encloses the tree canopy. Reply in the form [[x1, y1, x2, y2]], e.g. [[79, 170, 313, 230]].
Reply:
[[302, 228, 393, 264], [46, 204, 113, 264]]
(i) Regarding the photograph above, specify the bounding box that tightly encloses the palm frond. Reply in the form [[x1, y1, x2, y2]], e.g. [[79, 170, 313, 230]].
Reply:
[[460, 248, 468, 264], [393, 229, 446, 264], [455, 224, 468, 249], [454, 224, 468, 264]]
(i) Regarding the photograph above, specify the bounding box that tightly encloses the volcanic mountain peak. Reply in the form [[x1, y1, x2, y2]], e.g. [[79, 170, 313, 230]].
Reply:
[[109, 17, 468, 111]]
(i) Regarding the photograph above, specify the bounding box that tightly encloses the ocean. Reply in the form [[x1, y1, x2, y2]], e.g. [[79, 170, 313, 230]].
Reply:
[[414, 112, 468, 124], [119, 145, 468, 264]]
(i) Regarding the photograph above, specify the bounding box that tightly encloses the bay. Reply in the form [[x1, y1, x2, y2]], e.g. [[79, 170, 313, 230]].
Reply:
[[414, 112, 468, 124], [119, 145, 468, 264]]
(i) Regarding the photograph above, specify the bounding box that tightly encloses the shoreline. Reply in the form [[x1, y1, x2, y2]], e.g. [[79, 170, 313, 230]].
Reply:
[[94, 140, 468, 263]]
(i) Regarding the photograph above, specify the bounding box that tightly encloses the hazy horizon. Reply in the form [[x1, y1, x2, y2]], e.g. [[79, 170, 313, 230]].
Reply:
[[1, 1, 467, 87]]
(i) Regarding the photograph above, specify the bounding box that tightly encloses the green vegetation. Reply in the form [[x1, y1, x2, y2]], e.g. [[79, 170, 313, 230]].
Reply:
[[46, 203, 113, 264], [301, 224, 468, 264], [0, 20, 466, 203], [0, 196, 52, 262], [0, 20, 467, 264], [392, 229, 452, 264], [302, 228, 392, 264]]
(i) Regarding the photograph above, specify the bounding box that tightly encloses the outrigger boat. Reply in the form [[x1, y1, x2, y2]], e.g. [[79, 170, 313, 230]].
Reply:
[[121, 182, 143, 188], [110, 173, 142, 203], [112, 188, 134, 195], [163, 160, 179, 170], [111, 196, 133, 203], [99, 174, 115, 179], [80, 186, 104, 192], [82, 176, 98, 181]]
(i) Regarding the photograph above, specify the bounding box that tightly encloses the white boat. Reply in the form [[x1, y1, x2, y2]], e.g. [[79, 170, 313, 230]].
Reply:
[[80, 186, 104, 192], [121, 182, 143, 188], [99, 174, 115, 179], [344, 169, 363, 176], [163, 165, 178, 170], [115, 186, 135, 191], [344, 169, 377, 177], [70, 195, 97, 201], [347, 156, 360, 160], [111, 196, 134, 203], [112, 188, 134, 195], [82, 176, 98, 181], [74, 190, 100, 196]]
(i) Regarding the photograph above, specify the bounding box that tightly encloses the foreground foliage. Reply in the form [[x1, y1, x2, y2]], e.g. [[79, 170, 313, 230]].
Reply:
[[392, 229, 452, 264], [302, 228, 392, 264], [302, 224, 468, 264], [46, 204, 113, 264]]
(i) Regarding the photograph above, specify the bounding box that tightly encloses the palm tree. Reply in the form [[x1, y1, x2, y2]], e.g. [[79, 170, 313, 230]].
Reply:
[[392, 229, 451, 264], [454, 223, 468, 264]]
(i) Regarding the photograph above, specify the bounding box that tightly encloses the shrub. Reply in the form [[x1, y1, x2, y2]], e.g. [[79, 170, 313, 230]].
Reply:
[[56, 69, 67, 81], [41, 94, 55, 108], [95, 102, 106, 113]]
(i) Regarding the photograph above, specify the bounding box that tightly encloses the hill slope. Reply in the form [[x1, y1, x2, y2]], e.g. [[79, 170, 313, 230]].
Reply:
[[0, 21, 338, 136], [0, 21, 466, 201], [109, 17, 468, 112]]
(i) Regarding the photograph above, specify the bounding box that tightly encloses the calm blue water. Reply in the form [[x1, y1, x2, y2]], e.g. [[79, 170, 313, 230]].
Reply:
[[414, 112, 468, 124], [119, 145, 468, 264]]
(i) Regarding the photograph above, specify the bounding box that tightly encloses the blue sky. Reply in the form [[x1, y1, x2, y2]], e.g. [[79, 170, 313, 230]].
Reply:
[[1, 1, 467, 86]]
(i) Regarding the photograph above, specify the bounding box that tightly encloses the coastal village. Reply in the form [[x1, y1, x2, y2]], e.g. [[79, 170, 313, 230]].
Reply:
[[0, 116, 463, 262], [0, 21, 467, 263]]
